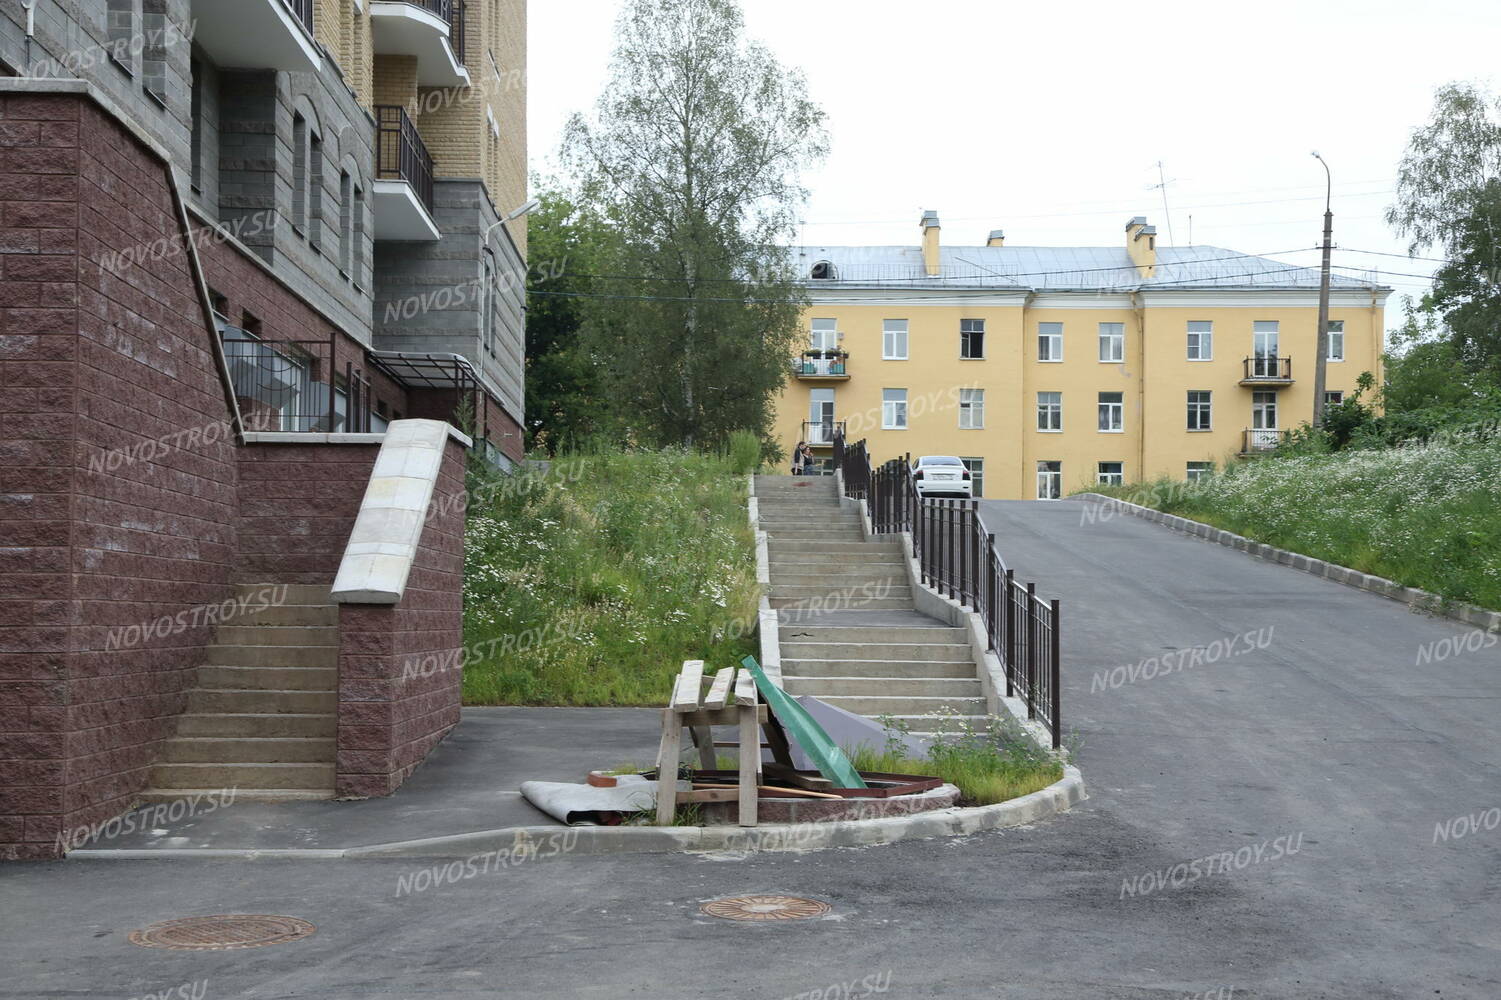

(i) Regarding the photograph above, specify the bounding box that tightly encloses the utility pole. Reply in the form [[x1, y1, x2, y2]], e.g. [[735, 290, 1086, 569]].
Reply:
[[1312, 152, 1333, 427]]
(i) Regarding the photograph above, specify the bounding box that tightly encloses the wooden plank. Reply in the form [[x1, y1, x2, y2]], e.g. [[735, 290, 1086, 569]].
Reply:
[[761, 713, 796, 768], [671, 660, 705, 711], [678, 788, 740, 804], [653, 707, 681, 825], [675, 705, 766, 728], [702, 667, 734, 710], [763, 762, 834, 791], [733, 669, 757, 706], [757, 785, 842, 800], [690, 725, 716, 770], [738, 703, 759, 828]]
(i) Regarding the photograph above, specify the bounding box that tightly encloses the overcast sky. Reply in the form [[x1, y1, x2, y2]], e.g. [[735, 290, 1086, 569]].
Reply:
[[529, 0, 1501, 320]]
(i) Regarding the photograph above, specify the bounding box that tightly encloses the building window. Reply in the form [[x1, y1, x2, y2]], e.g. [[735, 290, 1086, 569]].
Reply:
[[338, 171, 353, 276], [1098, 391, 1124, 432], [308, 131, 324, 251], [1037, 391, 1062, 432], [961, 458, 984, 498], [292, 114, 308, 233], [1187, 320, 1213, 360], [958, 388, 984, 429], [810, 318, 838, 352], [1327, 320, 1345, 361], [883, 320, 908, 360], [1097, 462, 1124, 486], [189, 58, 204, 191], [1253, 320, 1280, 374], [1186, 461, 1214, 483], [960, 319, 985, 359], [1252, 390, 1278, 429], [1187, 390, 1212, 431], [1037, 461, 1062, 500], [352, 184, 365, 289], [882, 389, 908, 429], [106, 0, 135, 75], [482, 252, 497, 356], [1098, 322, 1124, 363], [1324, 390, 1344, 407], [811, 260, 837, 280], [142, 1, 167, 104], [1038, 322, 1063, 362]]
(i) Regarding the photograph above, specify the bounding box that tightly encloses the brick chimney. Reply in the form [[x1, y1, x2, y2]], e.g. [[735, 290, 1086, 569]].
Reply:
[[1126, 216, 1157, 278], [921, 210, 941, 276], [987, 229, 1005, 247]]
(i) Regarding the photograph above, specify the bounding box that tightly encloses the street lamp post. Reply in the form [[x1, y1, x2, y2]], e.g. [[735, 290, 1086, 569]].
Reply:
[[1312, 152, 1333, 427]]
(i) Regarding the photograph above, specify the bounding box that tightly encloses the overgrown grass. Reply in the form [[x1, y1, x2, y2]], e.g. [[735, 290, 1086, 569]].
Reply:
[[848, 713, 1064, 807], [461, 446, 759, 705], [1088, 436, 1501, 611]]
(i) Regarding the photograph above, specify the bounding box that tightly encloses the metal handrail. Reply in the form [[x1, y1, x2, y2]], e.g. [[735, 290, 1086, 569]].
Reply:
[[835, 432, 1063, 748], [1243, 355, 1293, 380], [220, 330, 375, 434], [375, 105, 435, 215], [279, 0, 314, 33]]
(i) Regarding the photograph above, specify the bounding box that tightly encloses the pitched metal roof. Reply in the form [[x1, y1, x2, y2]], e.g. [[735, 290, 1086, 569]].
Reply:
[[793, 244, 1387, 292]]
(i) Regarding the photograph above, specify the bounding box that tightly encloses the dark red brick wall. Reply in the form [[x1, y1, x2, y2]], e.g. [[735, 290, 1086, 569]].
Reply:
[[236, 443, 380, 585], [405, 388, 523, 464], [336, 438, 466, 797]]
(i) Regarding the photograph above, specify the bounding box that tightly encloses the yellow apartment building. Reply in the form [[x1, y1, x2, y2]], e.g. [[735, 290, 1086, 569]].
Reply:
[[774, 213, 1391, 499]]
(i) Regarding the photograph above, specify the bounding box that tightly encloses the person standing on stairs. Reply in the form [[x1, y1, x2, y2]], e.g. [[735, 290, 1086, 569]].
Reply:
[[791, 441, 807, 476]]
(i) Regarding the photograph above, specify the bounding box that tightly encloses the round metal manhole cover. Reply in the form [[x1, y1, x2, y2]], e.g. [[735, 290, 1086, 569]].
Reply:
[[700, 895, 831, 922], [128, 915, 316, 951]]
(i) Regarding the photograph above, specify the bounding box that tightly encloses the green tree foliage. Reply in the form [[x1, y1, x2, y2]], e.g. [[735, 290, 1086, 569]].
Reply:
[[562, 0, 827, 451]]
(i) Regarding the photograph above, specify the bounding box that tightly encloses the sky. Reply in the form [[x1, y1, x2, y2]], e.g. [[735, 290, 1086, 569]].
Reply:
[[529, 0, 1501, 323]]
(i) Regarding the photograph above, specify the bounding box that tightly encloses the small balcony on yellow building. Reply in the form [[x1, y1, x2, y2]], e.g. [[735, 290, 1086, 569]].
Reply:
[[1240, 428, 1289, 456], [792, 349, 850, 381], [371, 0, 470, 87], [1240, 356, 1294, 387]]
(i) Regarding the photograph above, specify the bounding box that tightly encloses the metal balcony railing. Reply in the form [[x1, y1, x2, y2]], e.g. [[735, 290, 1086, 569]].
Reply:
[[220, 329, 377, 434], [1242, 428, 1288, 454], [279, 0, 314, 33], [801, 419, 846, 447], [1242, 355, 1293, 382], [792, 349, 849, 378], [375, 105, 435, 216]]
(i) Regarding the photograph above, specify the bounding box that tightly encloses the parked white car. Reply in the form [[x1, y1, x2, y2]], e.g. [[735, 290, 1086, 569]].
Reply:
[[911, 455, 973, 498]]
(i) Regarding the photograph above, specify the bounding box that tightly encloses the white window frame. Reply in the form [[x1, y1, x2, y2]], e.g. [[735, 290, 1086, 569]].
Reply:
[[882, 388, 908, 429], [1324, 390, 1345, 407], [1036, 461, 1062, 501], [1038, 322, 1063, 362], [1326, 320, 1345, 361], [960, 319, 985, 360], [1187, 390, 1212, 432], [1098, 322, 1124, 363], [1098, 391, 1124, 433], [1187, 321, 1213, 361], [961, 457, 984, 498], [958, 388, 984, 429], [883, 320, 909, 360], [810, 318, 838, 352], [1096, 462, 1124, 486], [1252, 390, 1278, 430], [1186, 461, 1214, 483], [1037, 391, 1062, 432]]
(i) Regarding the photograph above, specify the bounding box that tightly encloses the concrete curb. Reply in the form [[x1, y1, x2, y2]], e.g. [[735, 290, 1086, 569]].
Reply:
[[1073, 493, 1501, 632], [67, 767, 1084, 860]]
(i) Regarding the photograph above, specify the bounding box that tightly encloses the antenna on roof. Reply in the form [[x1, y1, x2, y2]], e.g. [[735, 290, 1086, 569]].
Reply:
[[1149, 161, 1177, 246]]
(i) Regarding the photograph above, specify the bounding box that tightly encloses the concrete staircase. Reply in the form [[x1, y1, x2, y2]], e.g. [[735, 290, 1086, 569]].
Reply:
[[143, 584, 338, 802], [756, 475, 985, 738]]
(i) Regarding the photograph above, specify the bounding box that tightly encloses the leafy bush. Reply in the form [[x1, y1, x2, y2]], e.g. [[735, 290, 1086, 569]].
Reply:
[[848, 712, 1064, 806], [461, 447, 760, 705]]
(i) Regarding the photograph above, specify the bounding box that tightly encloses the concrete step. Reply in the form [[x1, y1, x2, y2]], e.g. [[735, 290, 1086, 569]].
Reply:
[[196, 666, 337, 691], [174, 713, 336, 738], [778, 641, 971, 661], [781, 658, 978, 679], [776, 625, 968, 643], [758, 518, 862, 529], [186, 688, 337, 714], [137, 787, 335, 803], [762, 528, 865, 539], [770, 572, 909, 589], [233, 603, 340, 626], [785, 676, 983, 697], [235, 583, 334, 604], [159, 736, 336, 763], [767, 541, 902, 554], [151, 761, 336, 790], [205, 644, 338, 668], [814, 694, 987, 715], [214, 625, 338, 647], [770, 584, 912, 601], [769, 596, 913, 610], [890, 714, 990, 736]]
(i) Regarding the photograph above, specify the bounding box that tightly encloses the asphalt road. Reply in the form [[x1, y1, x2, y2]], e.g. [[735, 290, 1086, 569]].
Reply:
[[3, 498, 1498, 999]]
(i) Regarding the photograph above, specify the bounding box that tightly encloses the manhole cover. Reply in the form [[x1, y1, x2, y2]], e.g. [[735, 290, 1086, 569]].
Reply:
[[700, 895, 831, 921], [128, 915, 316, 951]]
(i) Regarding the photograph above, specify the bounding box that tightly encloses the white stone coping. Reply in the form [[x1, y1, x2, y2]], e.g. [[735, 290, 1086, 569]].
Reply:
[[1073, 493, 1501, 633], [330, 419, 458, 605], [747, 475, 783, 688], [243, 426, 473, 447]]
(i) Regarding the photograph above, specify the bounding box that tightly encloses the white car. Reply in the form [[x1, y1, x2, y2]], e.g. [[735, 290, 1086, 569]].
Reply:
[[911, 455, 973, 498]]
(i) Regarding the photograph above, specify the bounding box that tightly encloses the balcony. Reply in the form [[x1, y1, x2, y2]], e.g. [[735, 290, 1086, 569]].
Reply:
[[801, 420, 846, 449], [191, 0, 320, 73], [1240, 428, 1288, 456], [370, 0, 470, 88], [373, 106, 441, 242], [792, 349, 850, 380], [219, 326, 382, 434], [1240, 356, 1294, 386]]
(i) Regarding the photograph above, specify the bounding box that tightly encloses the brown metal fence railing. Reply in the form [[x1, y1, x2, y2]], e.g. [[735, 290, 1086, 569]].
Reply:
[[834, 430, 1063, 748]]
